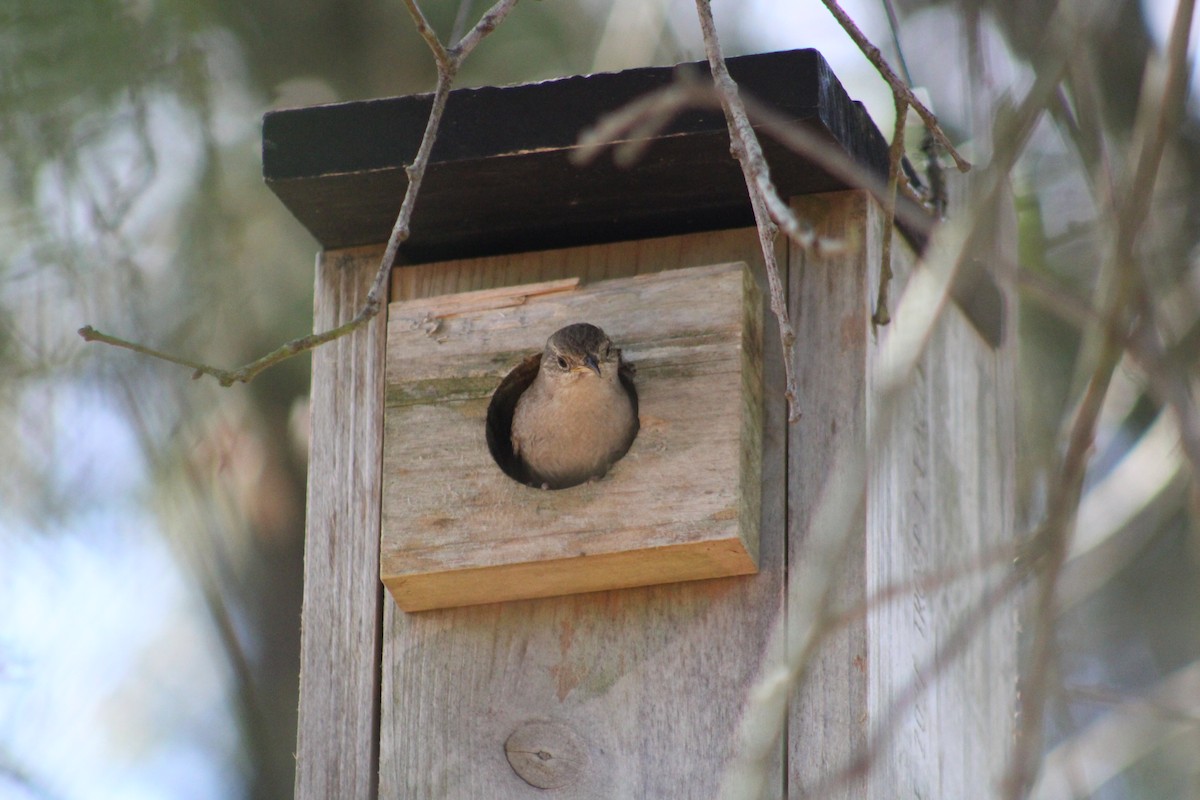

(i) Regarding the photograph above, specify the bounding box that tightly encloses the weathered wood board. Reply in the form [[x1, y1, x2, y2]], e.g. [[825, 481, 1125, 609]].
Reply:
[[785, 190, 1017, 798], [379, 225, 787, 799], [858, 192, 1018, 799], [785, 191, 873, 800], [294, 248, 387, 800], [381, 262, 763, 611]]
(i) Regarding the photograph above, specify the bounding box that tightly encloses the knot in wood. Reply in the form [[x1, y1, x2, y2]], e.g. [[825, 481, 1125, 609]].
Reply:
[[504, 720, 588, 789]]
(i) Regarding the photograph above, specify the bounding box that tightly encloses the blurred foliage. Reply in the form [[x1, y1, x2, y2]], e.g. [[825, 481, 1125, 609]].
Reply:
[[915, 1, 1200, 796], [1, 0, 1198, 797]]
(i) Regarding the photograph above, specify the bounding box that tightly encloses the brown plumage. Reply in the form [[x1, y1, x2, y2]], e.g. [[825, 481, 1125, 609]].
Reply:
[[488, 323, 638, 489]]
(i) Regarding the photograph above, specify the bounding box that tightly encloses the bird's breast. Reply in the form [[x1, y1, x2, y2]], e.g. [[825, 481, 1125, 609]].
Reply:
[[510, 377, 636, 488]]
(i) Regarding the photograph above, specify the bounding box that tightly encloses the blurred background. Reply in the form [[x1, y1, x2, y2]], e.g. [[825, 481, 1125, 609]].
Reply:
[[1, 0, 1197, 798]]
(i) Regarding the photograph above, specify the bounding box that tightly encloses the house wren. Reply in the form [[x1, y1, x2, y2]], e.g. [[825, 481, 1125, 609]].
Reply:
[[509, 323, 638, 489]]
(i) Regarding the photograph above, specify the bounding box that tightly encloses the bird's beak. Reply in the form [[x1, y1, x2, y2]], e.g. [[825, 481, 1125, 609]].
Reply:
[[582, 353, 601, 376]]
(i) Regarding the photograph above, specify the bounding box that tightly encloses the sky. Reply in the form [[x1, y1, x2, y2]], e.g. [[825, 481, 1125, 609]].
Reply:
[[0, 384, 242, 799]]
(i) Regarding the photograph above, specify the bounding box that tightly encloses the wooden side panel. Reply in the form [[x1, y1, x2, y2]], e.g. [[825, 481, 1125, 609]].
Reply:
[[294, 249, 387, 800], [787, 191, 874, 798], [378, 228, 787, 799], [863, 195, 1018, 797], [782, 190, 1016, 795]]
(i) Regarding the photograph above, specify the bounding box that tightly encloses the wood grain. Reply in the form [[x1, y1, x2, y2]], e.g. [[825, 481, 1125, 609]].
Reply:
[[787, 191, 872, 798], [377, 226, 787, 798], [785, 190, 1016, 797], [861, 188, 1018, 798], [401, 277, 579, 318], [381, 263, 762, 611], [294, 247, 387, 800]]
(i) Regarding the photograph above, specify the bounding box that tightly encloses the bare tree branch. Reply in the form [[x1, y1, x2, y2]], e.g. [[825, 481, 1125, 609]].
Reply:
[[78, 0, 521, 385], [718, 1, 1087, 792], [817, 0, 969, 173], [402, 0, 453, 69], [872, 93, 908, 327], [573, 72, 936, 236], [1005, 0, 1196, 794], [694, 0, 811, 421]]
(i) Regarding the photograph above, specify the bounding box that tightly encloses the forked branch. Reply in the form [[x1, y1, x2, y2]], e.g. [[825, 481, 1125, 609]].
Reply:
[[818, 0, 969, 173], [78, 0, 520, 385]]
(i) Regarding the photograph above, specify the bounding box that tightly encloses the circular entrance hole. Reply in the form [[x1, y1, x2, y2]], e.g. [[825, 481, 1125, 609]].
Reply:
[[485, 345, 639, 490]]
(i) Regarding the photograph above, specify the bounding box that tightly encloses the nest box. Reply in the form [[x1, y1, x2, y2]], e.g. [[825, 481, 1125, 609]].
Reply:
[[265, 48, 891, 612], [268, 48, 1016, 800]]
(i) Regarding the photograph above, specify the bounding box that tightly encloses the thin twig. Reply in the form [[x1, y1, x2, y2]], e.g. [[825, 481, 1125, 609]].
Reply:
[[1063, 680, 1200, 725], [402, 0, 453, 69], [452, 0, 515, 56], [823, 535, 1022, 641], [807, 568, 1028, 798], [719, 4, 1081, 793], [1017, 268, 1101, 331], [573, 71, 695, 167], [1033, 662, 1200, 798], [818, 0, 970, 173], [448, 0, 475, 47], [366, 71, 455, 317], [873, 93, 907, 327], [1129, 308, 1200, 484], [739, 92, 932, 232], [79, 0, 520, 384], [1004, 0, 1196, 794], [1006, 315, 1127, 799], [574, 72, 936, 237], [694, 0, 807, 420]]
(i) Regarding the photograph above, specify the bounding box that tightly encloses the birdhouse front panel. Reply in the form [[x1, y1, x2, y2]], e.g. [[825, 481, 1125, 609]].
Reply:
[[381, 261, 762, 611]]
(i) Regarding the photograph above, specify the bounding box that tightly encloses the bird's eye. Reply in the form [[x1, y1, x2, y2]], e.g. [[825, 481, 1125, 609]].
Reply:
[[556, 356, 569, 370]]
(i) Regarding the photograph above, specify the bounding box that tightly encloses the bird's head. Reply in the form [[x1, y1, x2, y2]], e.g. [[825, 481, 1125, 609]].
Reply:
[[542, 323, 620, 382]]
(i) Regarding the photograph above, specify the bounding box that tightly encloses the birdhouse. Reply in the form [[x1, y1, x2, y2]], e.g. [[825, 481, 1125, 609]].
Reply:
[[267, 49, 1016, 800]]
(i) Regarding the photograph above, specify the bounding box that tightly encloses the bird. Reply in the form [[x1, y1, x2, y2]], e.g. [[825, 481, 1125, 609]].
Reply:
[[496, 323, 638, 490]]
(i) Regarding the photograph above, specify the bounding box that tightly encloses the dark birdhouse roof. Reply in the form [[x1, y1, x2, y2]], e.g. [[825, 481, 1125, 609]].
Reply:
[[262, 49, 895, 264]]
